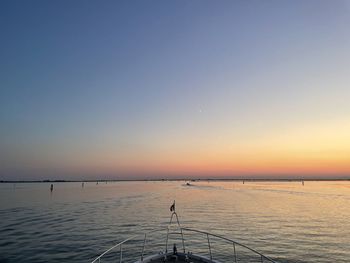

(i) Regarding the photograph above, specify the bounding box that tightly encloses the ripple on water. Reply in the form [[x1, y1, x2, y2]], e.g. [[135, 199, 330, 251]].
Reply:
[[1, 181, 350, 263]]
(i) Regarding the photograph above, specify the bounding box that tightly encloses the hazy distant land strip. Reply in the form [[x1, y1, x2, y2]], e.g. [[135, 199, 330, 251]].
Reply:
[[1, 178, 349, 183]]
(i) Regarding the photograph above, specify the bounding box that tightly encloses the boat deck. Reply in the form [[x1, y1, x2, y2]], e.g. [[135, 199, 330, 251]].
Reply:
[[140, 252, 219, 263]]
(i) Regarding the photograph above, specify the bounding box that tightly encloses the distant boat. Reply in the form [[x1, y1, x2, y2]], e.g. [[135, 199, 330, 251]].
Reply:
[[91, 204, 277, 263]]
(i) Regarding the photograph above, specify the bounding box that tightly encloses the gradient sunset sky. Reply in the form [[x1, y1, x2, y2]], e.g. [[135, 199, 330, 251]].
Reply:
[[1, 0, 350, 180]]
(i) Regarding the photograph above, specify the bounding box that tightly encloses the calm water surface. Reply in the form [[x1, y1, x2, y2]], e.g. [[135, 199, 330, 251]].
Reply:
[[0, 181, 349, 263]]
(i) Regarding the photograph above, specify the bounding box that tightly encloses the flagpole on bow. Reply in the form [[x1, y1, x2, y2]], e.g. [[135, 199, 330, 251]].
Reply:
[[166, 200, 186, 253]]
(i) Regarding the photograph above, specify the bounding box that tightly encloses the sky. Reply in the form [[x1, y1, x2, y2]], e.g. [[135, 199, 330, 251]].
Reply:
[[1, 0, 350, 180]]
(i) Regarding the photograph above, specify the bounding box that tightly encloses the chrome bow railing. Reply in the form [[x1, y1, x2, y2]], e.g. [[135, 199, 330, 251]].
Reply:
[[180, 227, 277, 263], [91, 226, 277, 263], [91, 228, 166, 263]]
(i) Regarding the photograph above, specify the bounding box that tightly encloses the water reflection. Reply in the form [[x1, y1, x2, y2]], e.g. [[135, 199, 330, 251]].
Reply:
[[0, 181, 349, 263]]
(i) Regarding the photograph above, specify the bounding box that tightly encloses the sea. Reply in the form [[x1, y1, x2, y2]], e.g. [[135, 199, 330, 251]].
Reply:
[[0, 180, 349, 263]]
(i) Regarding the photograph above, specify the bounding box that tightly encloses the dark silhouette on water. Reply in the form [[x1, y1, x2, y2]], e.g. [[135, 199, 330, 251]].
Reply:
[[82, 182, 84, 188], [50, 184, 53, 192]]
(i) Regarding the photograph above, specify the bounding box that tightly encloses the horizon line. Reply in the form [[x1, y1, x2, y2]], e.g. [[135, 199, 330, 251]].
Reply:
[[1, 177, 350, 183]]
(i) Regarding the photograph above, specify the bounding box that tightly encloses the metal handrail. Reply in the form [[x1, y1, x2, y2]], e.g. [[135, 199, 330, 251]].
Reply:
[[91, 228, 166, 263], [181, 227, 277, 263], [91, 226, 277, 263]]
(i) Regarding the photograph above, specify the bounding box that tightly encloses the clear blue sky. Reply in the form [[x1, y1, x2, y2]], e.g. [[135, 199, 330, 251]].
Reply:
[[1, 1, 350, 180]]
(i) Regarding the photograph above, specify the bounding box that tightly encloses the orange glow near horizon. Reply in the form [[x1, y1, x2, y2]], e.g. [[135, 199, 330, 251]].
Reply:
[[51, 118, 350, 178], [2, 116, 350, 179]]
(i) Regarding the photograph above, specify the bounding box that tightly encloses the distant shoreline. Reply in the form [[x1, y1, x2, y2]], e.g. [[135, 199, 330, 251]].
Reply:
[[1, 178, 349, 183]]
